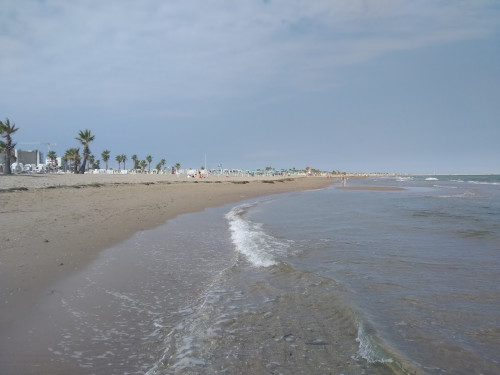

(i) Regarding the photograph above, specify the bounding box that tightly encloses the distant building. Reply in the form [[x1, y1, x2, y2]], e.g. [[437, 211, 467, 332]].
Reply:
[[0, 149, 44, 173], [16, 149, 43, 166]]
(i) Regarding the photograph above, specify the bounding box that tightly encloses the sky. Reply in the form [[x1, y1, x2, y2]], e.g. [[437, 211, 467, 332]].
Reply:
[[1, 0, 499, 174]]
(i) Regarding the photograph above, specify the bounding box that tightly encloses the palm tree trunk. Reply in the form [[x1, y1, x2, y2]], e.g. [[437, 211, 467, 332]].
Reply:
[[4, 150, 12, 174], [79, 157, 87, 174]]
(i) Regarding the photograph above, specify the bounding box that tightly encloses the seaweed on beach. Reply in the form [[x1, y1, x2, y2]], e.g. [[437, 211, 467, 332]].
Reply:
[[262, 180, 275, 183], [231, 181, 249, 184], [0, 187, 29, 193], [42, 183, 104, 190]]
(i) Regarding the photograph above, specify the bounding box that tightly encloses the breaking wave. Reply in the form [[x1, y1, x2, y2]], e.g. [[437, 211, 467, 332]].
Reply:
[[225, 203, 293, 267]]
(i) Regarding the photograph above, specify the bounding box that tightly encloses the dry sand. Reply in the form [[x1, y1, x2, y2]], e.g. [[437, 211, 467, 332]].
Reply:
[[0, 173, 334, 328]]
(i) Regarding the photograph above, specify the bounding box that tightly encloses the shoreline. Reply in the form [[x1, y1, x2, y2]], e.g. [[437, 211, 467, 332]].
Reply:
[[336, 185, 405, 191], [0, 174, 334, 329]]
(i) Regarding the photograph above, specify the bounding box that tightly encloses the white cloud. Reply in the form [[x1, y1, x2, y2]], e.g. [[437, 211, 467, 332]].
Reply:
[[1, 0, 498, 109]]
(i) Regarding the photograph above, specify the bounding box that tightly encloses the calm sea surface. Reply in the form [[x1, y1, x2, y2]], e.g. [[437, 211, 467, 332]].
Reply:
[[228, 175, 500, 375], [9, 175, 498, 374]]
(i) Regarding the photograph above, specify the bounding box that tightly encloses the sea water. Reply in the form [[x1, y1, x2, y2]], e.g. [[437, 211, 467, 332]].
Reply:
[[10, 175, 498, 374], [147, 175, 499, 375], [145, 175, 500, 374]]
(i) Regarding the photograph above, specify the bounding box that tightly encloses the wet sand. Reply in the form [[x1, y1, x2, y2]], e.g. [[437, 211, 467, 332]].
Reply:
[[0, 174, 333, 339]]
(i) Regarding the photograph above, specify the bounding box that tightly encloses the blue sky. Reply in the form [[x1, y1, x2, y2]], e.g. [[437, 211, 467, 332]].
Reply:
[[1, 0, 499, 174]]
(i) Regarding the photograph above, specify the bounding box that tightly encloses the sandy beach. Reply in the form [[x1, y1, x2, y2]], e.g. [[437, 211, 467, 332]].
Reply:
[[0, 174, 443, 375], [0, 174, 333, 333]]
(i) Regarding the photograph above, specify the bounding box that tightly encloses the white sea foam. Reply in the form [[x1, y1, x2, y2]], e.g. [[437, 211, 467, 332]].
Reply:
[[226, 204, 290, 267], [438, 191, 476, 198], [396, 177, 414, 182], [468, 180, 500, 185], [356, 324, 393, 364]]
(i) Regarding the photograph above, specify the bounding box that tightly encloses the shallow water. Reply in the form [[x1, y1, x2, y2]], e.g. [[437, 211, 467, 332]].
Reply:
[[0, 205, 236, 374], [2, 175, 498, 374], [236, 175, 500, 374]]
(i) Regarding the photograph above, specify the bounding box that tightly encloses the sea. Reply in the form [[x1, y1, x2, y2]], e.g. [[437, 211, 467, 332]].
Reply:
[[8, 175, 499, 374]]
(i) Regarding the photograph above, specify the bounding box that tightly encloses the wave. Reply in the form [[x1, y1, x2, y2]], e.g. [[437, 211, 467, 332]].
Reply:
[[146, 265, 424, 375], [468, 180, 500, 186], [356, 322, 426, 375], [144, 200, 424, 375], [145, 264, 242, 375], [225, 203, 293, 267], [438, 192, 476, 198], [145, 257, 414, 375], [356, 323, 394, 364]]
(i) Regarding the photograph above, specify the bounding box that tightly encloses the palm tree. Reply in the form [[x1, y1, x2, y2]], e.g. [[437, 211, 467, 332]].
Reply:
[[47, 150, 57, 163], [121, 154, 127, 170], [115, 154, 122, 170], [47, 150, 57, 171], [131, 154, 138, 170], [146, 155, 152, 172], [88, 154, 95, 172], [64, 148, 81, 173], [101, 150, 110, 170], [156, 158, 166, 173], [63, 149, 71, 171], [175, 162, 181, 173], [140, 159, 147, 172], [72, 148, 81, 173], [0, 118, 19, 175], [0, 141, 7, 173], [75, 129, 95, 174]]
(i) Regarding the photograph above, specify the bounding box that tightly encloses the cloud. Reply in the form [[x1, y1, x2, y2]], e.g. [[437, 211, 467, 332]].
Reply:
[[1, 0, 498, 112]]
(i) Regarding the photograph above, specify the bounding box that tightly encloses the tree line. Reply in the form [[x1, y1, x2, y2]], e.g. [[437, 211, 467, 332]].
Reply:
[[1, 117, 179, 175], [2, 117, 339, 176], [62, 132, 173, 174]]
